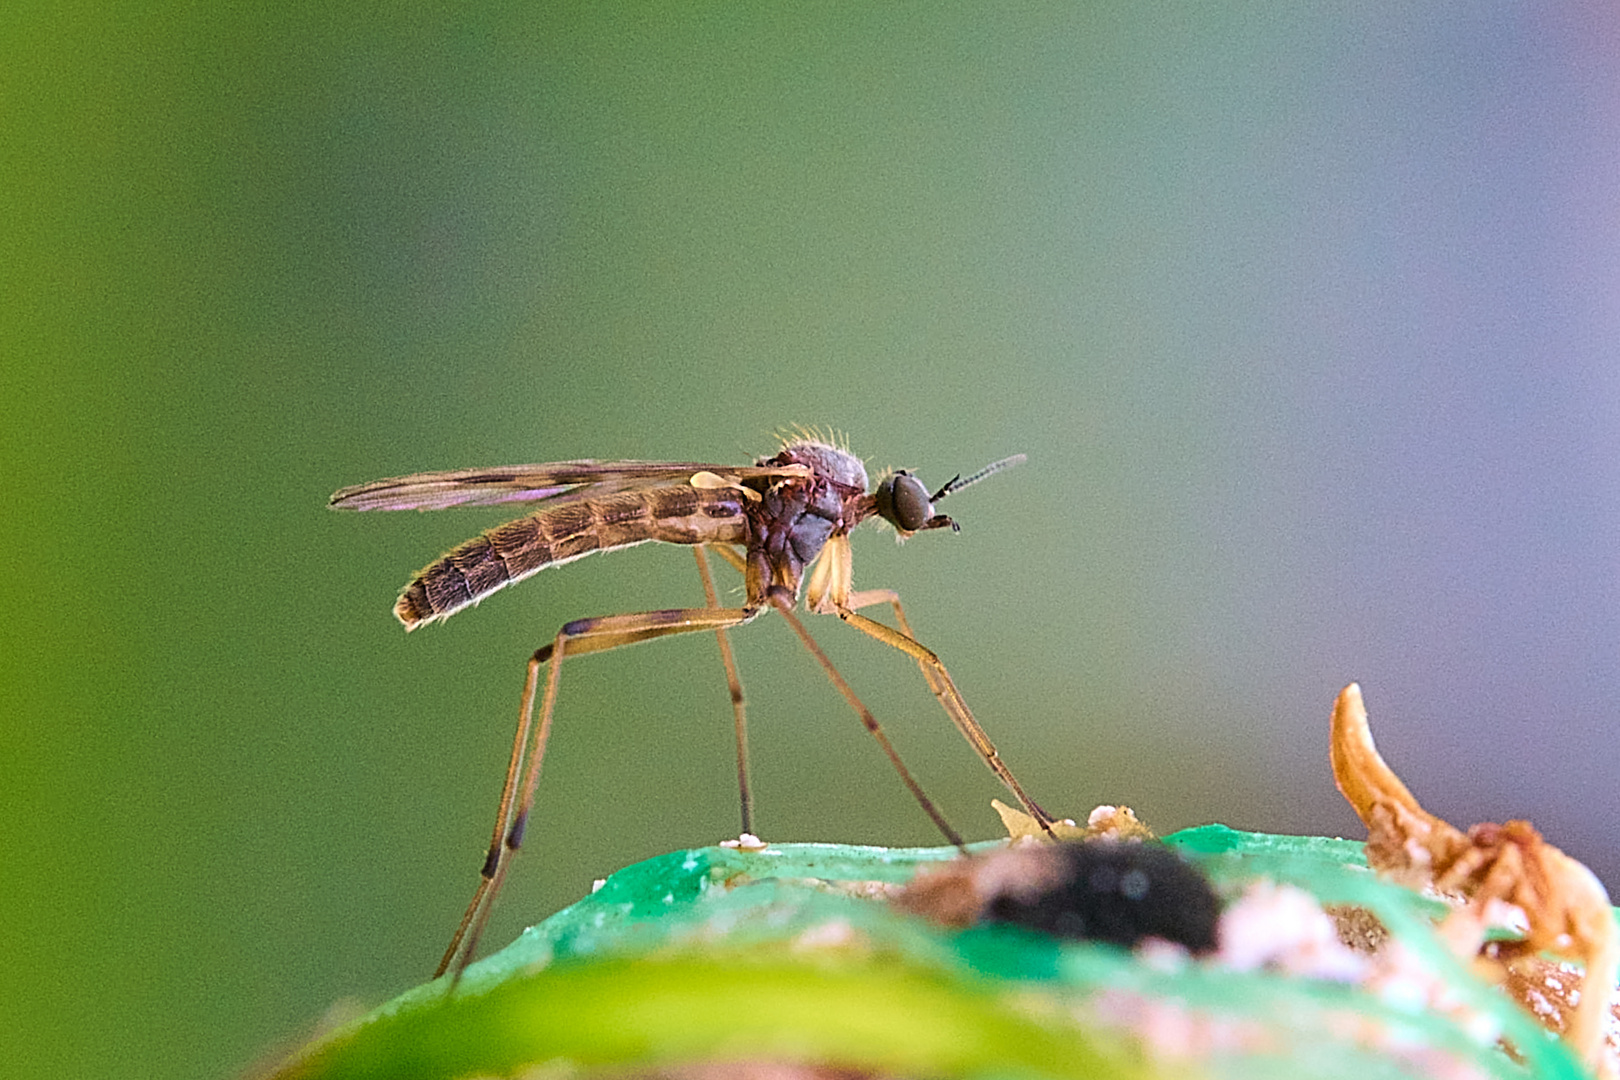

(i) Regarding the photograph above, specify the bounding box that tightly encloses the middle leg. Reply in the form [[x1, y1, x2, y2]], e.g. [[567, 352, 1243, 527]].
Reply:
[[694, 546, 753, 835]]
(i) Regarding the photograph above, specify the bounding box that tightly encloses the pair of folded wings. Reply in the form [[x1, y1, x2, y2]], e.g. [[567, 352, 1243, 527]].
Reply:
[[328, 461, 810, 513]]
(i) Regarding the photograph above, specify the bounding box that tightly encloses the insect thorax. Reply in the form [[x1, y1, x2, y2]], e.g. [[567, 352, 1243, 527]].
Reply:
[[758, 438, 870, 494], [745, 439, 870, 599]]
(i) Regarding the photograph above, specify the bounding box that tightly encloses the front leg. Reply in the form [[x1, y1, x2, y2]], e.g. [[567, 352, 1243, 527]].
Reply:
[[835, 587, 1055, 833]]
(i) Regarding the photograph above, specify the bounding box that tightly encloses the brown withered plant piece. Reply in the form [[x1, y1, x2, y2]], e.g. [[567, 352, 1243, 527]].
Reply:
[[1330, 682, 1618, 1069]]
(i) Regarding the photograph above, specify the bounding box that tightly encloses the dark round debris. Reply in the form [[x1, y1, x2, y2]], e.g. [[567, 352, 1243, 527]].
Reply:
[[983, 840, 1220, 954]]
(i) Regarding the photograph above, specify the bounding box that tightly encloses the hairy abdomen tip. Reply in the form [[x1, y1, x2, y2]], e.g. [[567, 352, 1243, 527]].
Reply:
[[394, 588, 431, 630]]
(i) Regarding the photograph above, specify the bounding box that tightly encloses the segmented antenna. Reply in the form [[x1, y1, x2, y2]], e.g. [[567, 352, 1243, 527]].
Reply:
[[931, 454, 1027, 502]]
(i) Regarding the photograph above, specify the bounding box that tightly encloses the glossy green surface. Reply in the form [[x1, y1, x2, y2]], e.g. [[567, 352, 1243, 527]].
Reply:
[[272, 832, 1594, 1080]]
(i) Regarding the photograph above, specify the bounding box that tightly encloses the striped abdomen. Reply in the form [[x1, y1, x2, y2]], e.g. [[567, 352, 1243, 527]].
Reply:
[[396, 485, 750, 629]]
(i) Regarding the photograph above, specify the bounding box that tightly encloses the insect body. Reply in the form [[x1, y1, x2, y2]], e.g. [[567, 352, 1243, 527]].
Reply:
[[330, 436, 1052, 978]]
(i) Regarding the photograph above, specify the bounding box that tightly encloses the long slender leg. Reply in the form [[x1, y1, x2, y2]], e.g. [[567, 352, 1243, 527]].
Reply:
[[707, 543, 749, 576], [735, 544, 1049, 833], [432, 652, 543, 979], [838, 587, 1055, 831], [437, 603, 762, 985], [694, 547, 752, 835], [766, 588, 966, 850]]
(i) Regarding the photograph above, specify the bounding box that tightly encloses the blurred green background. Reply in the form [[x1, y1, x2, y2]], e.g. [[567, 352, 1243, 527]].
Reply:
[[6, 4, 1618, 1078]]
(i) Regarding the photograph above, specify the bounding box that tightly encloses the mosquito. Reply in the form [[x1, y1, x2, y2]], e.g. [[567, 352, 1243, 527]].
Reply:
[[329, 434, 1054, 980]]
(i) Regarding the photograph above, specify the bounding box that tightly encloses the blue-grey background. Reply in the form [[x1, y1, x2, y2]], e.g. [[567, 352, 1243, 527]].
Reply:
[[5, 5, 1617, 1079]]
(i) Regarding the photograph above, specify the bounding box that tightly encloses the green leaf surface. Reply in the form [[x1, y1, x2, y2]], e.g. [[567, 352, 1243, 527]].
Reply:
[[270, 831, 1600, 1080]]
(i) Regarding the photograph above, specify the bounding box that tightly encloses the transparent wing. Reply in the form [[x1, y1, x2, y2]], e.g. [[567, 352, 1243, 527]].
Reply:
[[329, 460, 806, 512]]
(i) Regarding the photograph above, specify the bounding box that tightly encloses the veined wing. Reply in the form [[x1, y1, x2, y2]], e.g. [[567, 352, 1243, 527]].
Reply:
[[329, 460, 809, 513]]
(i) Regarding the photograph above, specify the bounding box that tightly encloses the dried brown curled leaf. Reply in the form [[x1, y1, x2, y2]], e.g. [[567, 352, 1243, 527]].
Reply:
[[1330, 682, 1619, 1072]]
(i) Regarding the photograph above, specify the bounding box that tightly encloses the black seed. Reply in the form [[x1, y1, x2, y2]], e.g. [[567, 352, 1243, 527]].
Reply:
[[983, 840, 1220, 954]]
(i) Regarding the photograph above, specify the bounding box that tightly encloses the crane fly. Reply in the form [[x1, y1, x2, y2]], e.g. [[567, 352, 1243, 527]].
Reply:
[[329, 435, 1054, 981]]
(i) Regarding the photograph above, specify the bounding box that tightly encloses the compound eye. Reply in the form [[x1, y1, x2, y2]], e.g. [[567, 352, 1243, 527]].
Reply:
[[875, 471, 933, 532]]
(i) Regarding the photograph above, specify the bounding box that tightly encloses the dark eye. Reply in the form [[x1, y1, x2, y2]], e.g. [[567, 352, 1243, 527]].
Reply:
[[875, 472, 933, 532]]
